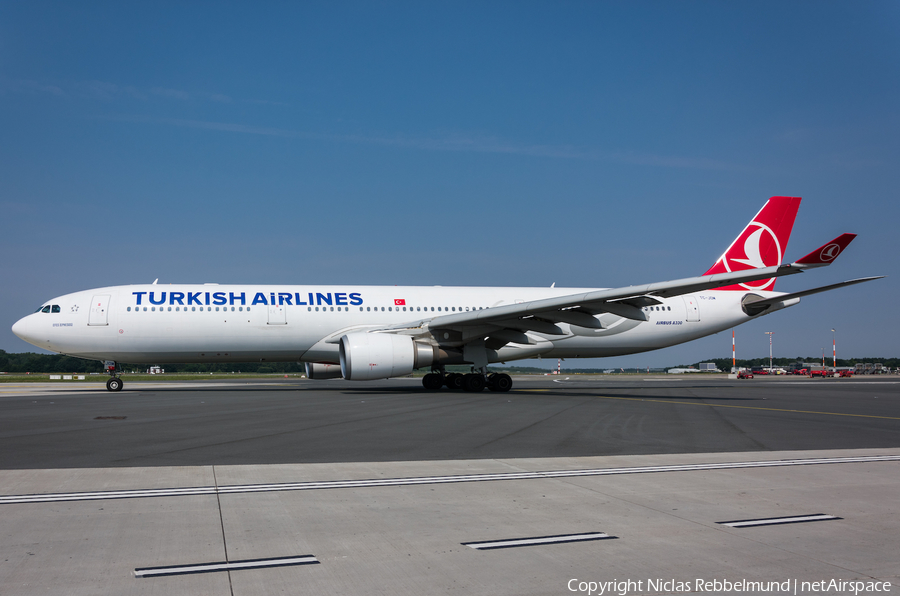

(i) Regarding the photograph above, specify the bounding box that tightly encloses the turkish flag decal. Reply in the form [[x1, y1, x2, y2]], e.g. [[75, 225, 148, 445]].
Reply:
[[394, 299, 406, 306]]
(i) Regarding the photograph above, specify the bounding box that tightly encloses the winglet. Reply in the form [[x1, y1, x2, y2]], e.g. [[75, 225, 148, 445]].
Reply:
[[792, 233, 857, 268]]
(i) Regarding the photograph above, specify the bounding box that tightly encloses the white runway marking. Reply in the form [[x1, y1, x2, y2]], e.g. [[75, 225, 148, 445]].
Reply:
[[719, 514, 841, 528], [134, 555, 318, 577], [464, 532, 614, 550], [1, 455, 897, 505]]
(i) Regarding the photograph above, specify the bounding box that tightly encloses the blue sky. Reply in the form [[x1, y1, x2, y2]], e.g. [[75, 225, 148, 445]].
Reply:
[[2, 2, 898, 367]]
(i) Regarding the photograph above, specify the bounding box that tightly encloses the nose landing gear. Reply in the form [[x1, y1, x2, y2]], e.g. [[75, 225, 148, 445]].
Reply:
[[104, 360, 123, 392]]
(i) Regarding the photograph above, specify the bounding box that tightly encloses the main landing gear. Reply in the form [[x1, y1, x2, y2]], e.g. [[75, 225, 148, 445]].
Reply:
[[421, 370, 512, 392], [104, 360, 123, 392]]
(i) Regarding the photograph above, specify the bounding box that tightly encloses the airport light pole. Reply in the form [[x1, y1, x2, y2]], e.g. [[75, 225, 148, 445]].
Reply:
[[765, 331, 774, 372], [832, 328, 836, 369], [732, 329, 735, 371]]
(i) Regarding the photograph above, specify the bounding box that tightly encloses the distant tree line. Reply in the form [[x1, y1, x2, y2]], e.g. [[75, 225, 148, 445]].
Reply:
[[0, 350, 307, 374], [1, 350, 897, 375], [677, 357, 900, 370]]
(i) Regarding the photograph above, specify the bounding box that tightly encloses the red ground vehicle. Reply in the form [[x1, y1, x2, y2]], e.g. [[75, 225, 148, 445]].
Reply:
[[737, 370, 754, 379], [838, 370, 854, 378], [792, 368, 808, 375], [809, 369, 831, 378], [752, 368, 770, 375]]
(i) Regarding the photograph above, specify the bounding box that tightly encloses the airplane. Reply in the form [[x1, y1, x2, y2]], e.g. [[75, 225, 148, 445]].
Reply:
[[11, 196, 881, 392]]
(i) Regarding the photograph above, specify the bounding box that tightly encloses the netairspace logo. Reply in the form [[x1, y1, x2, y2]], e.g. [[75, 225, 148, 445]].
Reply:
[[567, 578, 893, 595]]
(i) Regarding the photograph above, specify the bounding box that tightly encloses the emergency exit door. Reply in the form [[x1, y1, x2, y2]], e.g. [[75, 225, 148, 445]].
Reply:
[[88, 295, 110, 326], [267, 304, 286, 325], [682, 295, 700, 322]]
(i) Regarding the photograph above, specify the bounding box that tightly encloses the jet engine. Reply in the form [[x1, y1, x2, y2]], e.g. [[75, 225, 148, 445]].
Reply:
[[339, 333, 435, 380], [304, 362, 344, 379]]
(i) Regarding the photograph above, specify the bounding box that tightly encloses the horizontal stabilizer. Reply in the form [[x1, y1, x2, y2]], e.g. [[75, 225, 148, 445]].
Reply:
[[742, 276, 883, 315]]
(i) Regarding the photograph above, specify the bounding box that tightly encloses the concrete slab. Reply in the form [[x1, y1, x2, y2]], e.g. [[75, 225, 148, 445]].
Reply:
[[0, 449, 897, 595]]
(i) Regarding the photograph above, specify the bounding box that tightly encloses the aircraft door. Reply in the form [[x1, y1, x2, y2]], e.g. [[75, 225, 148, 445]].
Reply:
[[267, 304, 287, 325], [88, 295, 111, 326], [682, 295, 700, 322]]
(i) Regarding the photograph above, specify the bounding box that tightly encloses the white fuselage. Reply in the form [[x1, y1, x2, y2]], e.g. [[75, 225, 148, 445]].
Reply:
[[12, 283, 793, 365]]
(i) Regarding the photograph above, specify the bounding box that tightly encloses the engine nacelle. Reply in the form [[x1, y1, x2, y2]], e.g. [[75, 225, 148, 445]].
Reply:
[[305, 362, 344, 379], [339, 333, 435, 380]]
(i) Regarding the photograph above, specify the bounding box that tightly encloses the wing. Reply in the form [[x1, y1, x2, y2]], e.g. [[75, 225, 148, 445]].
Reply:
[[371, 234, 874, 350]]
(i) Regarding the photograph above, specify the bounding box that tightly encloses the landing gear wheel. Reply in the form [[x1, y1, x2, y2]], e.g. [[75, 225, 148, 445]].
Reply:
[[445, 373, 464, 390], [422, 373, 443, 390], [464, 373, 486, 392], [106, 377, 123, 392], [488, 373, 512, 392]]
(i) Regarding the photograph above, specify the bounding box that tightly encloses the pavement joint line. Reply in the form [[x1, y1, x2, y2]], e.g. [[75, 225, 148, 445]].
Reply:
[[593, 395, 900, 420], [463, 532, 615, 550], [718, 514, 842, 528], [134, 555, 319, 578], [1, 454, 898, 505]]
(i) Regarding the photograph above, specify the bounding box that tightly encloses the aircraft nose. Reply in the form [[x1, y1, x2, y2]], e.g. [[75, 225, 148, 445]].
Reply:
[[12, 315, 33, 342]]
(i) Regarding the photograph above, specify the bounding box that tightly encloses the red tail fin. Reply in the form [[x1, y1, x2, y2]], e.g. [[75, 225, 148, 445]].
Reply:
[[703, 196, 802, 291]]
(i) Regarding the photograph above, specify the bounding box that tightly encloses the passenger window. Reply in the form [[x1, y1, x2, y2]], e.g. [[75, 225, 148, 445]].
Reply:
[[143, 307, 147, 312], [389, 307, 392, 312], [127, 307, 132, 312], [168, 307, 172, 311], [41, 306, 51, 313]]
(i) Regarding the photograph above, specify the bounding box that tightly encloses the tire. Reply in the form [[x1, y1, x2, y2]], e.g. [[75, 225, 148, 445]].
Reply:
[[445, 373, 464, 390], [490, 373, 512, 392], [464, 373, 486, 392], [422, 373, 443, 390], [106, 377, 123, 392]]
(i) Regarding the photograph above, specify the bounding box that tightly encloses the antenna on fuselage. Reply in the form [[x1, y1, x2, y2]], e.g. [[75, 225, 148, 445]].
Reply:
[[152, 279, 158, 285]]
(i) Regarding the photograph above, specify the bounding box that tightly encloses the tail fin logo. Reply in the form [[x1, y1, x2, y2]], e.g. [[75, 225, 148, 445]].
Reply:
[[723, 222, 782, 281], [703, 196, 801, 292], [819, 243, 841, 262]]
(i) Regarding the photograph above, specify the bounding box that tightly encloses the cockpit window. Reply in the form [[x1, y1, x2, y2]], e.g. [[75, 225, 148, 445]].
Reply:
[[51, 305, 60, 313], [41, 306, 51, 313]]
